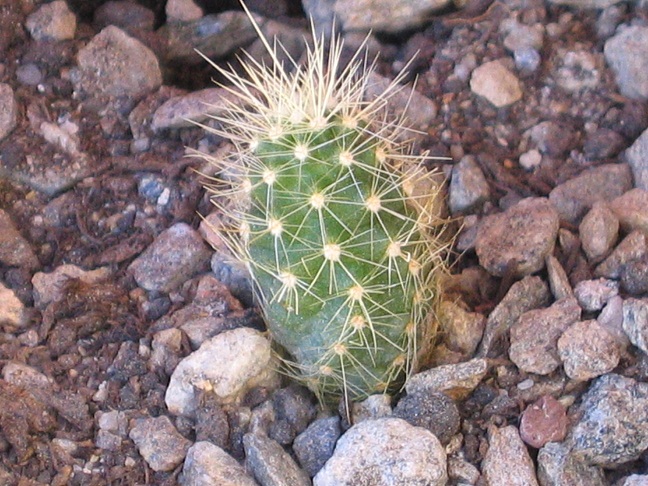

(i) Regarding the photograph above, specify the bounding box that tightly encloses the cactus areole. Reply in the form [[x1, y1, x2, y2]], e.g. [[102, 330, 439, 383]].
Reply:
[[201, 3, 448, 406]]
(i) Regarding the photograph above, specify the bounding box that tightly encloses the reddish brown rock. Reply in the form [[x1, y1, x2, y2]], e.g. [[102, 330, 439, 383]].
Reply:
[[520, 395, 568, 448]]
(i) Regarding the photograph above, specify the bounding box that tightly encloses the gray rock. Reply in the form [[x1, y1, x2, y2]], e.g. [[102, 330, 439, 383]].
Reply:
[[579, 202, 619, 263], [609, 189, 648, 234], [568, 373, 648, 466], [165, 328, 280, 417], [621, 256, 648, 295], [0, 83, 17, 141], [470, 59, 523, 108], [243, 432, 311, 486], [553, 49, 602, 93], [129, 415, 191, 472], [73, 25, 161, 100], [621, 475, 648, 486], [519, 149, 542, 171], [406, 358, 488, 401], [574, 278, 619, 312], [151, 88, 241, 131], [558, 320, 620, 381], [0, 210, 39, 270], [449, 155, 490, 215], [94, 1, 156, 32], [293, 417, 341, 477], [129, 222, 211, 293], [514, 47, 542, 73], [313, 418, 447, 486], [16, 63, 43, 86], [546, 255, 573, 300], [537, 442, 606, 486], [482, 425, 539, 486], [161, 11, 259, 64], [583, 128, 625, 160], [25, 0, 76, 41], [393, 391, 460, 444], [438, 300, 485, 356], [604, 26, 648, 100], [501, 19, 544, 52], [478, 276, 551, 357], [509, 297, 581, 375], [350, 394, 393, 423], [548, 163, 632, 224], [626, 127, 648, 191], [476, 197, 559, 277], [269, 386, 317, 445], [150, 328, 183, 376], [622, 298, 648, 356], [595, 230, 647, 280], [332, 0, 450, 33], [180, 441, 258, 486], [447, 456, 480, 484]]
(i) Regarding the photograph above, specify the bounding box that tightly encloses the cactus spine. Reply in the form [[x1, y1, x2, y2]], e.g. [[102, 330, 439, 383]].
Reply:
[[202, 4, 448, 406]]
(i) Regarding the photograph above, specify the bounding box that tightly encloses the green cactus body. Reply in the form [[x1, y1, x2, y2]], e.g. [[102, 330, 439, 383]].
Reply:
[[203, 4, 447, 405]]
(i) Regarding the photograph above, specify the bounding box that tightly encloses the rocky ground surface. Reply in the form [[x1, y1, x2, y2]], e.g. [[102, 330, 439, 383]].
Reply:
[[1, 0, 648, 484]]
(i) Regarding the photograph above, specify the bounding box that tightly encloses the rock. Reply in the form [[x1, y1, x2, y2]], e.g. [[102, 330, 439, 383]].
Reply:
[[626, 127, 648, 191], [293, 416, 342, 477], [568, 373, 648, 466], [470, 59, 523, 108], [94, 1, 156, 32], [546, 255, 573, 300], [583, 128, 625, 160], [331, 0, 450, 33], [0, 83, 18, 141], [548, 0, 623, 6], [438, 301, 485, 356], [447, 456, 481, 484], [574, 278, 619, 312], [449, 155, 490, 215], [548, 163, 632, 224], [350, 394, 393, 423], [151, 88, 241, 131], [393, 391, 460, 444], [25, 0, 76, 41], [519, 149, 542, 171], [364, 72, 437, 134], [604, 26, 648, 100], [129, 222, 211, 293], [609, 189, 648, 234], [313, 418, 447, 486], [476, 197, 559, 277], [537, 442, 606, 486], [180, 441, 257, 486], [621, 475, 648, 486], [478, 276, 551, 357], [482, 425, 539, 486], [598, 295, 630, 348], [501, 19, 544, 53], [73, 25, 162, 100], [150, 328, 183, 376], [519, 395, 568, 448], [268, 386, 317, 445], [243, 432, 311, 486], [622, 298, 648, 355], [166, 0, 203, 22], [527, 121, 575, 157], [161, 11, 259, 64], [553, 49, 602, 93], [621, 256, 648, 295], [129, 416, 191, 472], [579, 202, 619, 263], [165, 328, 280, 417], [595, 231, 647, 280], [509, 297, 581, 375], [558, 320, 620, 381], [31, 264, 111, 309], [406, 358, 488, 401], [0, 210, 39, 270]]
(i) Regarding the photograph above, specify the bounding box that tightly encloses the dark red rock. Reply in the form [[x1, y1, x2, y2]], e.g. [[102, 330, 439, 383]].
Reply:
[[520, 395, 568, 448]]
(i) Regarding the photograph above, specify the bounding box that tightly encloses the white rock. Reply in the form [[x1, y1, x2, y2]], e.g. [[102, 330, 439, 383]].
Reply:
[[314, 418, 447, 486], [470, 60, 522, 108], [0, 283, 28, 330], [0, 83, 17, 141], [165, 328, 280, 417], [604, 25, 648, 100]]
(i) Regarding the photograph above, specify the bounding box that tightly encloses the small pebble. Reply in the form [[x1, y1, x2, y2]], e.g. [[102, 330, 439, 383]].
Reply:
[[482, 425, 539, 485], [470, 59, 523, 108], [129, 416, 191, 472], [558, 320, 620, 381], [293, 416, 342, 477], [579, 202, 619, 263], [537, 442, 606, 486], [574, 279, 619, 312], [180, 441, 257, 486], [520, 395, 568, 448]]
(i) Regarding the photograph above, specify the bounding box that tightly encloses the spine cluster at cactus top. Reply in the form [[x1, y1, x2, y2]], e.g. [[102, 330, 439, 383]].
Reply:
[[202, 4, 448, 405]]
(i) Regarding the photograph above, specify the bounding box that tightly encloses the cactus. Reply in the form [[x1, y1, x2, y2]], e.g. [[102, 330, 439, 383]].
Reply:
[[201, 4, 448, 406]]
